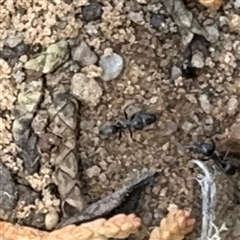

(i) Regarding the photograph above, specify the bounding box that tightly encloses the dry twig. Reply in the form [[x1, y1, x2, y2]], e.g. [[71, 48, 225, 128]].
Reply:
[[0, 213, 141, 240], [149, 204, 195, 240]]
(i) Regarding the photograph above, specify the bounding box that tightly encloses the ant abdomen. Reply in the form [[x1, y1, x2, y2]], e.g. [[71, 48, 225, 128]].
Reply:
[[143, 113, 157, 126], [99, 124, 119, 137], [131, 112, 157, 130]]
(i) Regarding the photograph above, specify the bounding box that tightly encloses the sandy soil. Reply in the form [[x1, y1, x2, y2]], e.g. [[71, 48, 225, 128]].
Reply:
[[1, 0, 240, 239]]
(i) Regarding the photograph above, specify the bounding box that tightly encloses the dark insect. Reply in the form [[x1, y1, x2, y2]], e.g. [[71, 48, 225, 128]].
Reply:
[[187, 139, 240, 204], [187, 139, 240, 176], [99, 109, 157, 140]]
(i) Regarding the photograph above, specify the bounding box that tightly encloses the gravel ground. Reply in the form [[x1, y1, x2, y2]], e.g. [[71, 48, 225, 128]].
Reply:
[[1, 0, 240, 239]]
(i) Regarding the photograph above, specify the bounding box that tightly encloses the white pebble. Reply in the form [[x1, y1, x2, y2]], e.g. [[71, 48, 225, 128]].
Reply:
[[45, 211, 59, 230], [199, 94, 212, 113], [227, 97, 238, 115], [99, 52, 123, 81]]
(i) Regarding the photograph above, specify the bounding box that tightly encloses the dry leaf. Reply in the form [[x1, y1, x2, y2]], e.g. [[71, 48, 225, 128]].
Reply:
[[149, 204, 195, 240], [57, 168, 159, 228], [0, 214, 141, 240], [198, 0, 224, 10]]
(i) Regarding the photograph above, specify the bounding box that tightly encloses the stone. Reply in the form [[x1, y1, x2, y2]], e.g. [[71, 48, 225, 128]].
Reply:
[[71, 41, 98, 66], [99, 52, 124, 81], [82, 2, 103, 22], [43, 40, 69, 73], [171, 66, 182, 80], [45, 211, 59, 230], [191, 52, 205, 68], [24, 40, 69, 74], [199, 94, 212, 113], [150, 13, 166, 29], [227, 97, 238, 115], [70, 73, 102, 106], [5, 32, 24, 48]]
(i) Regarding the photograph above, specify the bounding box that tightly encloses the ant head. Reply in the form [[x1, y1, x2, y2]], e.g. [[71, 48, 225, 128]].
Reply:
[[195, 140, 216, 156]]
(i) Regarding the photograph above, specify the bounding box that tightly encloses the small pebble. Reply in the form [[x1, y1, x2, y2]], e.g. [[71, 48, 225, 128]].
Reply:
[[199, 94, 212, 113], [86, 166, 101, 178], [99, 173, 107, 182], [71, 41, 98, 66], [99, 52, 124, 81], [227, 97, 238, 115], [191, 53, 205, 68], [5, 33, 24, 48], [45, 211, 59, 230], [229, 14, 240, 33], [206, 25, 219, 43], [142, 211, 153, 225], [128, 11, 145, 25], [149, 13, 166, 29], [82, 2, 103, 22], [171, 66, 182, 81], [70, 73, 102, 106], [181, 122, 194, 133]]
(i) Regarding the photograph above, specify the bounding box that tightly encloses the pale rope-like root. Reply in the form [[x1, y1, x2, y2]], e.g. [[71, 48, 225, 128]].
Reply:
[[0, 213, 141, 240], [191, 160, 228, 240]]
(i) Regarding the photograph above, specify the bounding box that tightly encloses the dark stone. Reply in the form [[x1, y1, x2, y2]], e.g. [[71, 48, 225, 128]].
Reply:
[[81, 2, 103, 22], [150, 13, 166, 29]]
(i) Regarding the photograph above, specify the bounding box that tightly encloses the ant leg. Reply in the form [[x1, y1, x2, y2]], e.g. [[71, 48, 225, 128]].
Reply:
[[118, 129, 122, 140], [128, 128, 133, 140], [127, 128, 143, 144], [122, 106, 129, 119], [223, 150, 230, 160]]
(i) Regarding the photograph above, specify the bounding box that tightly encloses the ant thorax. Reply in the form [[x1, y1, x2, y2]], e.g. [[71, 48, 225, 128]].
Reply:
[[116, 120, 131, 129]]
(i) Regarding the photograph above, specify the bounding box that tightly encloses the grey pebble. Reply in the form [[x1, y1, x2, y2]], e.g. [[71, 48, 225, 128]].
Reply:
[[171, 66, 182, 80], [142, 211, 153, 225], [191, 53, 205, 68], [82, 2, 103, 22], [71, 41, 98, 66], [149, 13, 166, 29], [70, 73, 102, 106], [5, 33, 24, 48], [99, 53, 124, 81]]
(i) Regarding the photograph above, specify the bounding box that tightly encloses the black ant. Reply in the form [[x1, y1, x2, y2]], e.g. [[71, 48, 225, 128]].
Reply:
[[186, 139, 240, 203], [99, 108, 157, 140], [187, 139, 240, 176]]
